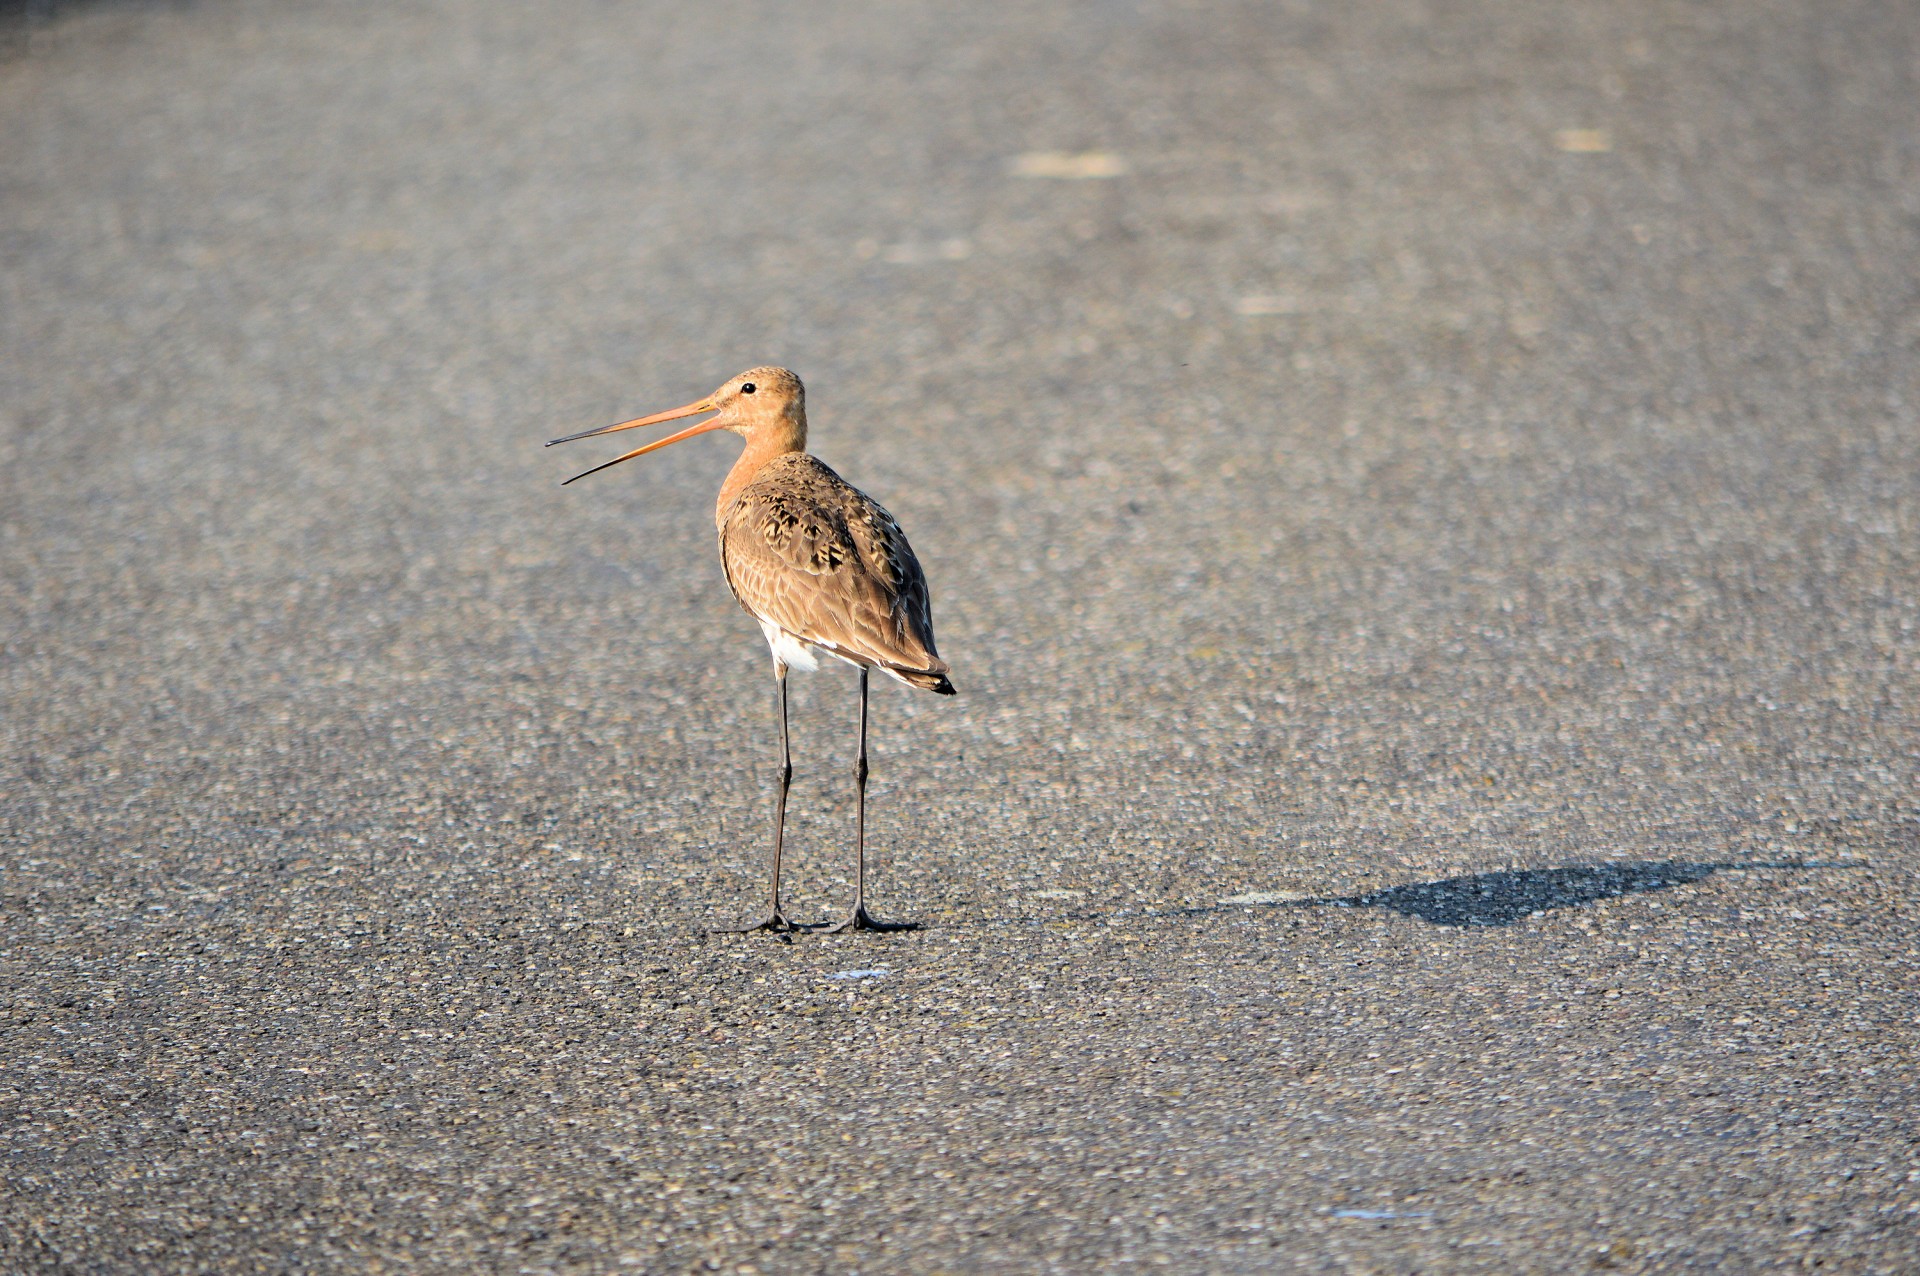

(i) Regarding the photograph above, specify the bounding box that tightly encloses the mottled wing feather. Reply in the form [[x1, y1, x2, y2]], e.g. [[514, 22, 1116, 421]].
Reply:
[[720, 454, 949, 683]]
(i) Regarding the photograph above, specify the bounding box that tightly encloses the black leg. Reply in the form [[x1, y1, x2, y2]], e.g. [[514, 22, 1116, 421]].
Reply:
[[826, 667, 913, 933], [853, 664, 868, 903], [719, 663, 800, 933]]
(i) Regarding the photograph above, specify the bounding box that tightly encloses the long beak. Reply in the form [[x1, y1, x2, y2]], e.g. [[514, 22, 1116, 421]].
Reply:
[[547, 397, 724, 485]]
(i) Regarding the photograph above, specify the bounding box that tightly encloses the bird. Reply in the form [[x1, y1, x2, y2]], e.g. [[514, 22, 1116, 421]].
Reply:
[[547, 367, 954, 934]]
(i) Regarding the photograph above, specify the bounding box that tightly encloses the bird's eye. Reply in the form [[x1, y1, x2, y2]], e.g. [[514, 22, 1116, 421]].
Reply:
[[740, 382, 756, 395]]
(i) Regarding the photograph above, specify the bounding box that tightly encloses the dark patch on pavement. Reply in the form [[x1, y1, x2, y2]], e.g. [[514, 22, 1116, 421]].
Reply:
[[1330, 859, 1851, 927]]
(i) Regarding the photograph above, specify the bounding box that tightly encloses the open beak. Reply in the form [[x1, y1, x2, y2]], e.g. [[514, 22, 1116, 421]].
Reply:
[[547, 397, 724, 485]]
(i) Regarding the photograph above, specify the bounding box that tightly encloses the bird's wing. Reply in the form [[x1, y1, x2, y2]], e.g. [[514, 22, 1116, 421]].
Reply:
[[721, 454, 947, 677], [843, 483, 943, 666]]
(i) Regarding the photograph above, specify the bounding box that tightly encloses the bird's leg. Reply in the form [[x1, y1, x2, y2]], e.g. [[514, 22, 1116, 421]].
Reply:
[[719, 663, 800, 933], [826, 667, 914, 933]]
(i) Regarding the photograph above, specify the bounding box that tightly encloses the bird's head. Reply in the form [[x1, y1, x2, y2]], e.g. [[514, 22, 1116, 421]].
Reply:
[[548, 366, 807, 484]]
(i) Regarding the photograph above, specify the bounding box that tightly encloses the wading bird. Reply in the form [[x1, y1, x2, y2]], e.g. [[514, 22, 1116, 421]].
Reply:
[[548, 368, 953, 933]]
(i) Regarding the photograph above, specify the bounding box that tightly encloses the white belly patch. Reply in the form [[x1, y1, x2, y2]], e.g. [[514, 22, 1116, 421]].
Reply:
[[760, 620, 825, 673]]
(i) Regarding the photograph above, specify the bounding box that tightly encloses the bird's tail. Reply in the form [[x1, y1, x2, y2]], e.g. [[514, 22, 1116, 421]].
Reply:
[[884, 661, 957, 695]]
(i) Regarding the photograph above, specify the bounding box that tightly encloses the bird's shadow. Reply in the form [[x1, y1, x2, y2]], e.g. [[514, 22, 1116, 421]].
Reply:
[[763, 859, 1863, 936], [956, 857, 1857, 933], [1246, 858, 1853, 928]]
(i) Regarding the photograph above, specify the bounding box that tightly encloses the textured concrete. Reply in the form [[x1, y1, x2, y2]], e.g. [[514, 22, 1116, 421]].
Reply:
[[3, 0, 1918, 1270]]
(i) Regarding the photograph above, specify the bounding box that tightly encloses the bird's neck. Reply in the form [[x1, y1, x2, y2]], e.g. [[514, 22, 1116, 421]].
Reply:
[[716, 427, 805, 529]]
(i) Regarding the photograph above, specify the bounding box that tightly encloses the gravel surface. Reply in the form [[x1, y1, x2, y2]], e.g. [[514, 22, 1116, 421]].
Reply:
[[4, 0, 1918, 1270]]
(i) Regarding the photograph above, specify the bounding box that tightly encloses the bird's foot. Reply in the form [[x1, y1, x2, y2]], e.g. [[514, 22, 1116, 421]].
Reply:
[[822, 903, 918, 934], [715, 911, 803, 935]]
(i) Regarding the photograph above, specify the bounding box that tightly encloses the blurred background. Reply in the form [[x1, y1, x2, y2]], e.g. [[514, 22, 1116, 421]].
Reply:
[[3, 0, 1916, 1269]]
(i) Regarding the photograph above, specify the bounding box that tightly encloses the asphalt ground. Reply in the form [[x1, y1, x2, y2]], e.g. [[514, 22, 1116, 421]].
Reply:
[[3, 0, 1918, 1271]]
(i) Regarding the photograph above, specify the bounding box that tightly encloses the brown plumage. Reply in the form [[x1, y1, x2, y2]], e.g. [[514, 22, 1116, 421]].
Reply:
[[722, 452, 953, 694], [549, 366, 952, 933]]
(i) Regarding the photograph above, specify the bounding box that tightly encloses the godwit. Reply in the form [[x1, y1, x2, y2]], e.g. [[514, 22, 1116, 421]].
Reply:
[[548, 367, 954, 934]]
